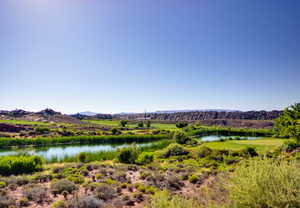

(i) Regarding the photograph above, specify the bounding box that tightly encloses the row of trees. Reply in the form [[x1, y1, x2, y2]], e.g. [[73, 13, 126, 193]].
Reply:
[[119, 120, 151, 128]]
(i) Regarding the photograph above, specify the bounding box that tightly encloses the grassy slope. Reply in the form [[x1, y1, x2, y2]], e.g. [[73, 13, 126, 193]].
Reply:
[[203, 138, 288, 152]]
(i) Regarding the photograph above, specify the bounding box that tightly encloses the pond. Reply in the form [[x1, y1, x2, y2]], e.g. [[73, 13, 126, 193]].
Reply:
[[199, 135, 263, 142], [0, 142, 153, 160]]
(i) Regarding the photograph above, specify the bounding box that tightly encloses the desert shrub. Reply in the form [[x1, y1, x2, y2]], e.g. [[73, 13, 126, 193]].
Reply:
[[0, 155, 44, 176], [225, 158, 300, 208], [67, 196, 104, 208], [136, 152, 154, 165], [241, 146, 258, 157], [0, 181, 6, 188], [78, 152, 87, 163], [173, 132, 191, 144], [95, 184, 116, 201], [282, 141, 299, 152], [176, 122, 189, 129], [66, 174, 85, 184], [117, 145, 140, 164], [146, 190, 201, 208], [161, 144, 189, 158], [52, 200, 66, 208], [19, 197, 30, 207], [23, 184, 48, 203], [50, 179, 77, 195], [197, 146, 213, 158], [166, 175, 183, 191], [0, 194, 16, 208], [188, 175, 199, 184]]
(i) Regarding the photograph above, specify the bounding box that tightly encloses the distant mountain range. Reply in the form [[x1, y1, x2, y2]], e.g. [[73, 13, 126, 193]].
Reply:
[[77, 109, 240, 116], [77, 111, 99, 116], [154, 109, 240, 114]]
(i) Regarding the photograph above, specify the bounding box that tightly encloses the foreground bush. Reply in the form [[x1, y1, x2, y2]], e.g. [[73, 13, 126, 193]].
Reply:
[[225, 158, 300, 208], [161, 144, 189, 158], [117, 145, 140, 164], [0, 193, 16, 208], [23, 184, 48, 203], [136, 152, 154, 165], [50, 179, 77, 195], [173, 132, 192, 145], [146, 190, 202, 208], [95, 184, 116, 201], [0, 155, 44, 176], [68, 196, 104, 208]]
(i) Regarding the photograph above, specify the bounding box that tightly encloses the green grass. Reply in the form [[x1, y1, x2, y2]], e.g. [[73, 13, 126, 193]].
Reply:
[[0, 119, 51, 126], [151, 123, 177, 129], [203, 138, 288, 153], [83, 120, 136, 127], [83, 119, 177, 129]]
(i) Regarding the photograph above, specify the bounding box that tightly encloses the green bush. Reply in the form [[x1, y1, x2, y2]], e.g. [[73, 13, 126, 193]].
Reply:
[[117, 145, 140, 164], [197, 146, 213, 158], [282, 141, 299, 152], [176, 122, 189, 129], [78, 152, 87, 163], [188, 175, 199, 184], [138, 121, 144, 128], [136, 152, 154, 165], [52, 200, 66, 208], [161, 144, 189, 158], [0, 155, 44, 176], [50, 179, 77, 195], [173, 132, 192, 144], [66, 174, 85, 184], [225, 158, 300, 208], [146, 190, 201, 208], [242, 146, 258, 157], [0, 181, 6, 188]]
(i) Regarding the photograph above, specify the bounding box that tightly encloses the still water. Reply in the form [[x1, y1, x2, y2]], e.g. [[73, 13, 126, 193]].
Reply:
[[0, 135, 263, 159], [0, 143, 152, 160]]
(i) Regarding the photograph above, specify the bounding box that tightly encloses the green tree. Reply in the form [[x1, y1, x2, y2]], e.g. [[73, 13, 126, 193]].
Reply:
[[176, 122, 188, 128], [275, 103, 300, 143], [173, 131, 191, 144], [146, 120, 151, 128], [119, 120, 128, 127], [137, 121, 144, 128]]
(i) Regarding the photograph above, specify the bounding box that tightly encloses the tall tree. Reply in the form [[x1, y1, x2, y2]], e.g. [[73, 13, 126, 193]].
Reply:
[[275, 103, 300, 143]]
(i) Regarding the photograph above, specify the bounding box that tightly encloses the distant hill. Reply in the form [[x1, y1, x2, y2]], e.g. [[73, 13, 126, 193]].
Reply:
[[78, 111, 99, 116], [154, 109, 240, 114]]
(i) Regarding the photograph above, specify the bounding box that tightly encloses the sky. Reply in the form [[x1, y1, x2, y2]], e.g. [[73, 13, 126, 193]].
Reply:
[[0, 0, 299, 114]]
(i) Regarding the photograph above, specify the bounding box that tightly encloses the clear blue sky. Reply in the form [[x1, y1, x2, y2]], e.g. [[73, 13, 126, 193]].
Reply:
[[0, 0, 299, 114]]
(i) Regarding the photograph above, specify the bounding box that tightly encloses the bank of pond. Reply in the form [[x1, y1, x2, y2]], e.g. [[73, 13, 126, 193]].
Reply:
[[0, 135, 270, 162]]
